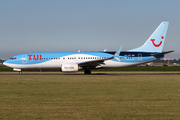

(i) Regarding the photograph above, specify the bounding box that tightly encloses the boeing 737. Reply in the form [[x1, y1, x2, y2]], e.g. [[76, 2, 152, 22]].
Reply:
[[3, 22, 174, 74]]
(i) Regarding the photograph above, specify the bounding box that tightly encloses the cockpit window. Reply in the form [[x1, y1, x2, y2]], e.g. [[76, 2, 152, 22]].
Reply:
[[10, 57, 16, 60]]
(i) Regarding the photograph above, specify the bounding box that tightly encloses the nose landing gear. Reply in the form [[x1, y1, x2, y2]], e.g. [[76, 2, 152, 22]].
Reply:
[[19, 71, 23, 75]]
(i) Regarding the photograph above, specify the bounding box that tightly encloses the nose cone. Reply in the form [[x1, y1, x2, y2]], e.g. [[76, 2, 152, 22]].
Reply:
[[3, 60, 10, 67], [3, 59, 18, 69], [3, 60, 7, 66]]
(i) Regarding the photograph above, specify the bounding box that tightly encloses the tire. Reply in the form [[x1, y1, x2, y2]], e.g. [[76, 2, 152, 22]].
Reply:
[[19, 71, 23, 75], [84, 69, 91, 74]]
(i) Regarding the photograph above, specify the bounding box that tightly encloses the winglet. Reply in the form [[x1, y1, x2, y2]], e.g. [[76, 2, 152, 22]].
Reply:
[[114, 46, 123, 61], [114, 46, 123, 57]]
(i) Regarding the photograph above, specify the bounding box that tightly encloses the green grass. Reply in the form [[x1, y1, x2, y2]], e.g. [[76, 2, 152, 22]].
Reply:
[[1, 76, 180, 119]]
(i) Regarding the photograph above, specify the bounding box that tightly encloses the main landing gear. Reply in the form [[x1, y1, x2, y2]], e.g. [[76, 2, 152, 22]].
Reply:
[[84, 69, 91, 74]]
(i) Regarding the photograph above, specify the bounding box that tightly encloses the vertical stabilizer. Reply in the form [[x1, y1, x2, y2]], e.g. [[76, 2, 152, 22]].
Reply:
[[128, 22, 169, 53]]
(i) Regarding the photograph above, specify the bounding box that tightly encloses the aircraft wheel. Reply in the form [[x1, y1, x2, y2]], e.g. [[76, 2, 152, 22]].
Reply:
[[19, 71, 23, 75], [84, 69, 91, 74], [88, 70, 91, 74]]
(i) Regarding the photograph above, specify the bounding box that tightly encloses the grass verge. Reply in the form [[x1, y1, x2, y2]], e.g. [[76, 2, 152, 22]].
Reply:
[[1, 76, 180, 119]]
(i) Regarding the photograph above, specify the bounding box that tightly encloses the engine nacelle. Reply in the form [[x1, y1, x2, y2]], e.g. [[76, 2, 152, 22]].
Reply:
[[61, 64, 78, 72], [13, 68, 21, 71]]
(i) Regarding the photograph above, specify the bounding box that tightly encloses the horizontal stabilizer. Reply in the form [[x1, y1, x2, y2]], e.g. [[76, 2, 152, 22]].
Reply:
[[151, 50, 174, 56]]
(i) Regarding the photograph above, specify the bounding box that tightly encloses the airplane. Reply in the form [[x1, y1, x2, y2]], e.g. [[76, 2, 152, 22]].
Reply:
[[3, 21, 174, 75]]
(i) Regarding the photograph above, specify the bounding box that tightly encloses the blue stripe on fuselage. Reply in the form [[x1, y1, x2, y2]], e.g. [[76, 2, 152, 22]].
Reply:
[[4, 51, 163, 65]]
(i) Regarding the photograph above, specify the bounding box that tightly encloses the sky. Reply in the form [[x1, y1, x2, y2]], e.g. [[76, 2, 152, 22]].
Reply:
[[0, 0, 180, 59]]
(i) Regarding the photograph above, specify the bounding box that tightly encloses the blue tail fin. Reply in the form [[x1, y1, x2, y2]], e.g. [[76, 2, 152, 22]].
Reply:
[[129, 22, 169, 53]]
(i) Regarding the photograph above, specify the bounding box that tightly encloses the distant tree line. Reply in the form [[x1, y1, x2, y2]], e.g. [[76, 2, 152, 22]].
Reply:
[[154, 59, 180, 64]]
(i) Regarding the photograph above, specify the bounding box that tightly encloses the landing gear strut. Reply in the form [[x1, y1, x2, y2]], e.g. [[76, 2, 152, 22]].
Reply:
[[84, 69, 91, 74]]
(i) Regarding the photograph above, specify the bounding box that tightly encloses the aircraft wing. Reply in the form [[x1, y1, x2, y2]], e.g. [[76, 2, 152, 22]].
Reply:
[[78, 46, 123, 68], [78, 57, 113, 68]]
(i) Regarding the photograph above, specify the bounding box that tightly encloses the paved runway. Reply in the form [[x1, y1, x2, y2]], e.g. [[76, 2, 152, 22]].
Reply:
[[1, 73, 180, 76]]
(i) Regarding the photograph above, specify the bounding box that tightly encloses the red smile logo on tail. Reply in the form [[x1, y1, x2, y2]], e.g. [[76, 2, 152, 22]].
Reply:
[[150, 36, 164, 47]]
